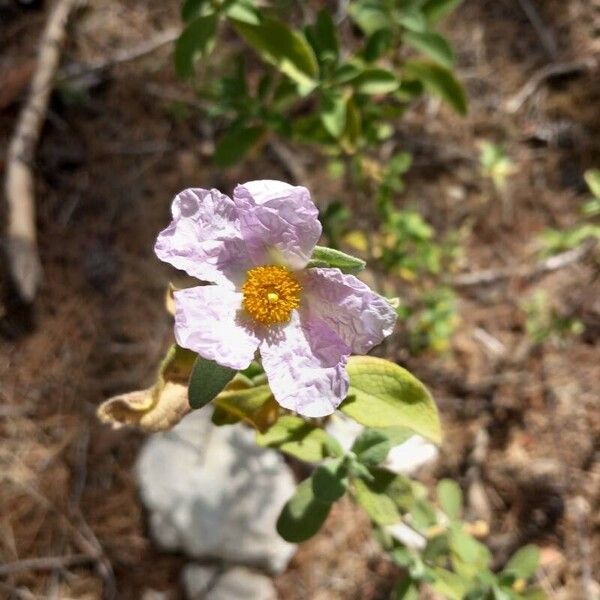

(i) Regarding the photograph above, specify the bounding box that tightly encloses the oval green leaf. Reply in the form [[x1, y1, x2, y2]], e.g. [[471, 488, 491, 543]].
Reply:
[[353, 68, 399, 95], [277, 479, 332, 542], [351, 429, 392, 467], [175, 14, 218, 79], [307, 245, 366, 273], [404, 60, 467, 115], [188, 355, 236, 409], [214, 125, 265, 167], [341, 356, 442, 444], [436, 478, 463, 521], [231, 17, 318, 91], [312, 461, 348, 502], [503, 544, 540, 580], [403, 31, 455, 69]]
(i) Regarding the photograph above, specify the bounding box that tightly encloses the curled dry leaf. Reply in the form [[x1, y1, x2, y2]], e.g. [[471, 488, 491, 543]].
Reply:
[[97, 381, 191, 432], [97, 343, 196, 432]]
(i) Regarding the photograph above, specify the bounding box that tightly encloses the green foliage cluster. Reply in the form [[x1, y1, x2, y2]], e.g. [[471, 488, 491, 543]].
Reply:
[[540, 169, 600, 256], [176, 351, 544, 598], [522, 290, 583, 346], [176, 0, 467, 164], [174, 0, 467, 354], [162, 247, 543, 600]]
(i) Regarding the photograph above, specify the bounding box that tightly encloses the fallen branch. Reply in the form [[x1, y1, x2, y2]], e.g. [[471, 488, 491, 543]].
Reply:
[[505, 58, 595, 113], [4, 0, 78, 302], [0, 553, 97, 577], [450, 238, 597, 288], [60, 27, 179, 81]]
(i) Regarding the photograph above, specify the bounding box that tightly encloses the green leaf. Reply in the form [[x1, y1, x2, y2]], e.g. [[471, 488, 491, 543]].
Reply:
[[428, 567, 469, 600], [449, 525, 491, 566], [256, 415, 343, 462], [436, 479, 463, 520], [503, 545, 540, 580], [521, 587, 547, 600], [394, 577, 419, 600], [353, 68, 400, 95], [334, 62, 363, 84], [211, 405, 241, 426], [232, 17, 318, 91], [224, 0, 260, 24], [188, 355, 236, 409], [349, 2, 390, 35], [410, 498, 437, 530], [341, 356, 442, 444], [371, 426, 414, 445], [351, 468, 412, 525], [277, 479, 332, 542], [403, 31, 455, 68], [341, 95, 362, 152], [306, 8, 339, 65], [214, 125, 265, 167], [423, 533, 451, 562], [320, 91, 347, 138], [404, 60, 467, 115], [347, 459, 373, 480], [307, 246, 366, 273], [584, 168, 600, 198], [396, 8, 428, 32], [422, 0, 464, 25], [363, 29, 393, 62], [175, 14, 218, 79], [351, 429, 392, 467], [312, 460, 348, 502], [181, 0, 209, 22], [352, 477, 402, 525], [212, 384, 277, 432]]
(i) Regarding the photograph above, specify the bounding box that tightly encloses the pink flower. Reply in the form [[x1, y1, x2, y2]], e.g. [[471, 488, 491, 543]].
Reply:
[[155, 180, 396, 417]]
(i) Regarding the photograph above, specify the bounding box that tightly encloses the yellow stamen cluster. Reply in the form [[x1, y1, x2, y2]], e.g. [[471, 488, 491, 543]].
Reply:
[[242, 265, 302, 325]]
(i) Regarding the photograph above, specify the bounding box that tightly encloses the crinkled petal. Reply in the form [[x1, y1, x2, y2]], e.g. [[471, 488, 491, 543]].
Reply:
[[174, 286, 259, 370], [259, 310, 350, 417], [302, 268, 397, 354], [155, 188, 250, 289], [234, 180, 322, 270]]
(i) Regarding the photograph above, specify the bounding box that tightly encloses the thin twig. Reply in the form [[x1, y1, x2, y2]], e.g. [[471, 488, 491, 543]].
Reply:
[[505, 58, 595, 113], [60, 27, 179, 81], [449, 238, 596, 288], [0, 554, 97, 577], [515, 0, 558, 60], [268, 139, 308, 185], [4, 0, 78, 302]]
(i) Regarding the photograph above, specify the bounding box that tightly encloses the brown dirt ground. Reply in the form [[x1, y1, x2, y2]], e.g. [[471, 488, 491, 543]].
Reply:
[[0, 0, 598, 599]]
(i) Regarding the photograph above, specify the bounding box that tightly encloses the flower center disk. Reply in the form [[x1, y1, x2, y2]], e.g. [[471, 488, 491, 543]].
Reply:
[[242, 265, 302, 325]]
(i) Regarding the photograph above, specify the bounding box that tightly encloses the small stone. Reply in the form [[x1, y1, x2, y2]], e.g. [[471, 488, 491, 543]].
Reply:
[[215, 567, 276, 600], [136, 409, 296, 574], [181, 565, 219, 598]]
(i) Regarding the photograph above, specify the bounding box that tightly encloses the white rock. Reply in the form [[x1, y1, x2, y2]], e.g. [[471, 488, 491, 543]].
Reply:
[[182, 566, 277, 600], [383, 435, 439, 476], [385, 522, 426, 551], [137, 409, 296, 574], [181, 565, 218, 598]]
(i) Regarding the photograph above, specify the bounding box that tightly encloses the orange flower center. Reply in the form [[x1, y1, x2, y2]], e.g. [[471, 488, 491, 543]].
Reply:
[[242, 265, 302, 325]]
